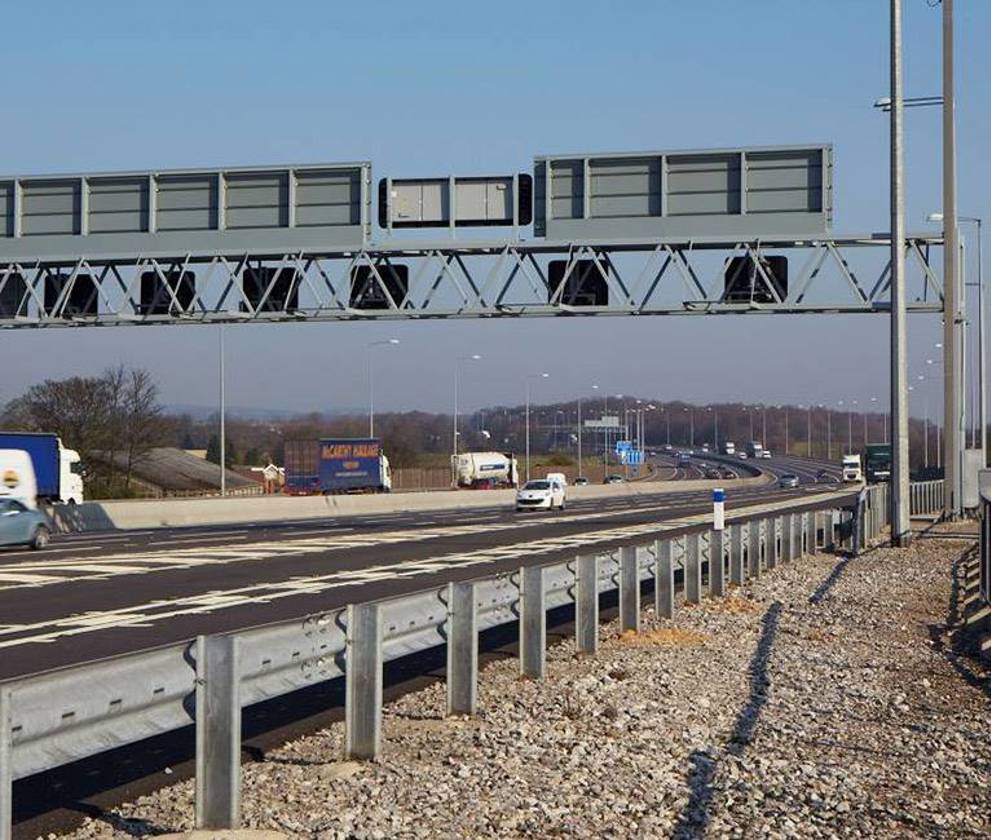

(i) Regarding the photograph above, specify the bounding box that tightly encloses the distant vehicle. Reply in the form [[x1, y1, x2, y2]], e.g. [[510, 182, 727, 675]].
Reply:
[[677, 453, 691, 466], [0, 432, 84, 507], [842, 454, 863, 483], [816, 469, 833, 482], [516, 479, 566, 511], [603, 474, 625, 484], [719, 468, 736, 479], [451, 451, 519, 489], [738, 452, 749, 459], [573, 476, 590, 486], [863, 444, 891, 483], [778, 474, 800, 489], [545, 472, 568, 487], [0, 498, 50, 550], [760, 450, 772, 459], [663, 444, 674, 452], [701, 443, 710, 452], [284, 438, 392, 494], [746, 441, 764, 458], [724, 441, 736, 455]]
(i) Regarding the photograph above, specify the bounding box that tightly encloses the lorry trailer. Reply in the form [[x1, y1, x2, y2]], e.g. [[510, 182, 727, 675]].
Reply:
[[0, 432, 84, 506], [285, 437, 392, 494]]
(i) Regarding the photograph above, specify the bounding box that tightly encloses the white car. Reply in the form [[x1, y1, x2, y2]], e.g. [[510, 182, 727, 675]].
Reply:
[[760, 450, 772, 459], [516, 479, 566, 511]]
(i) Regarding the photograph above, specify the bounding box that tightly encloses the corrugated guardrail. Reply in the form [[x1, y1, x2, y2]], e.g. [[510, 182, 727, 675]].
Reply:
[[0, 483, 941, 837]]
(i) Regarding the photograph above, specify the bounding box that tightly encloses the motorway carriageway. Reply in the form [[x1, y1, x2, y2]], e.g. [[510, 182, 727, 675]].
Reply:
[[0, 456, 845, 681]]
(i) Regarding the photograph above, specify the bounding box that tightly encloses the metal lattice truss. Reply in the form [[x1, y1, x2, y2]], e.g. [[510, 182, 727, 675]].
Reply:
[[0, 233, 943, 329]]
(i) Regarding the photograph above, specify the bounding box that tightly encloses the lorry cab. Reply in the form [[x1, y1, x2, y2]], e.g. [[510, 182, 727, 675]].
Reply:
[[60, 448, 84, 504], [381, 454, 393, 492], [545, 472, 567, 487], [842, 454, 863, 483]]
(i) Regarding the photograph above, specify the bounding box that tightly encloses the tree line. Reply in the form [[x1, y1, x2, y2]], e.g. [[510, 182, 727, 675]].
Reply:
[[1, 366, 168, 497]]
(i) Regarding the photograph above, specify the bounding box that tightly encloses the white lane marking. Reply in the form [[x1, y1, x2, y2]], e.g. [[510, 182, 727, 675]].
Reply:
[[0, 489, 834, 591], [0, 490, 849, 650]]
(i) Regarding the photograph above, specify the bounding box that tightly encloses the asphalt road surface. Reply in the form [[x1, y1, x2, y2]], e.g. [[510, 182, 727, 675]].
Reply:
[[0, 456, 848, 682]]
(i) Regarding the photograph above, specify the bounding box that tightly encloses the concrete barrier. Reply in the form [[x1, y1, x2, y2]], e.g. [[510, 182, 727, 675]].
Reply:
[[60, 473, 773, 533]]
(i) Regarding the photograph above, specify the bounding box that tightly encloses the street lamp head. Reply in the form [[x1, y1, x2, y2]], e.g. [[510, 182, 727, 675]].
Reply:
[[927, 212, 944, 223], [470, 353, 481, 360], [540, 372, 549, 379], [387, 338, 400, 345], [873, 96, 891, 110]]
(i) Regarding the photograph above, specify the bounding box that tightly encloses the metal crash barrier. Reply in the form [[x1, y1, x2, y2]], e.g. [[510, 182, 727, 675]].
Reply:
[[0, 486, 930, 837]]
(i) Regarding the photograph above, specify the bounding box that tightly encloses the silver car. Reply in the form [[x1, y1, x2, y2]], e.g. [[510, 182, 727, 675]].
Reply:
[[778, 475, 800, 489], [0, 498, 50, 549]]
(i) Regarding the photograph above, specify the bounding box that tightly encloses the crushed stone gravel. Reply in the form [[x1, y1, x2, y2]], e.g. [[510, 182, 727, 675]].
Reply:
[[59, 526, 991, 839]]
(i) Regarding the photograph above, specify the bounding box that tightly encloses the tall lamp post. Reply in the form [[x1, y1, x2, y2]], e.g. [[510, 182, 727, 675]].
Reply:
[[367, 338, 400, 437], [525, 372, 550, 481], [219, 325, 226, 496], [453, 353, 482, 464], [578, 384, 599, 481], [931, 212, 985, 464]]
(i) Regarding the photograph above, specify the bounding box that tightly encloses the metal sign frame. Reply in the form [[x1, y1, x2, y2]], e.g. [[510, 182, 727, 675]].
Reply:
[[0, 232, 943, 328]]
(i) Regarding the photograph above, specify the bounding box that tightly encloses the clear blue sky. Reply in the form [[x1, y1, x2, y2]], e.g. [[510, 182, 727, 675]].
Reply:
[[3, 1, 989, 418]]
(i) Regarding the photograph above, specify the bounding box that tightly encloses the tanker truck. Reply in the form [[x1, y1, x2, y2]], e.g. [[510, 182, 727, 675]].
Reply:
[[451, 451, 519, 489]]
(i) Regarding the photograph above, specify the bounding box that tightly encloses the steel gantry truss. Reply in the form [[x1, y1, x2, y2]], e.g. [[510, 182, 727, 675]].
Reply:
[[0, 232, 942, 329]]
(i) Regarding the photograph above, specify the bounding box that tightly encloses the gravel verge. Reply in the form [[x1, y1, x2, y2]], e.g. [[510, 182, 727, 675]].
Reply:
[[60, 527, 991, 839]]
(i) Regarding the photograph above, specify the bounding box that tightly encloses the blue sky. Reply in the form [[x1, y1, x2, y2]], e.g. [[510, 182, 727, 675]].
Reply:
[[2, 0, 989, 418]]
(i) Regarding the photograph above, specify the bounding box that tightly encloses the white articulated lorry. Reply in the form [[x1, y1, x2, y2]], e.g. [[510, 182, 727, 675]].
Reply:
[[452, 452, 519, 489]]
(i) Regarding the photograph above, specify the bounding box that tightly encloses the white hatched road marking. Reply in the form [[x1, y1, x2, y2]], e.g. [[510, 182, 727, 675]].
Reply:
[[0, 491, 843, 650], [0, 490, 839, 650], [0, 500, 714, 591]]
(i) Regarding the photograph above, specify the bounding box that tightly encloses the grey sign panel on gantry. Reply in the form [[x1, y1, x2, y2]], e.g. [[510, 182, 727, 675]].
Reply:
[[533, 145, 832, 241], [0, 162, 371, 261]]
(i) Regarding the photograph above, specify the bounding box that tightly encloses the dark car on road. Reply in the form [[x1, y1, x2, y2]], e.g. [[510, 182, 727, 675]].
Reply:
[[603, 474, 625, 485], [574, 476, 590, 486], [778, 474, 800, 489]]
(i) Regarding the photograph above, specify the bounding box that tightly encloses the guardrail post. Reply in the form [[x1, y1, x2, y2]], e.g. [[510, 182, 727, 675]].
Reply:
[[806, 511, 817, 555], [748, 519, 762, 578], [730, 524, 744, 585], [446, 581, 477, 716], [780, 513, 793, 563], [575, 554, 599, 652], [619, 545, 640, 632], [767, 517, 780, 570], [685, 532, 702, 604], [520, 565, 546, 678], [710, 529, 726, 597], [345, 603, 383, 760], [195, 634, 241, 830], [820, 510, 833, 552], [655, 539, 674, 620], [1, 685, 11, 840], [797, 513, 807, 558]]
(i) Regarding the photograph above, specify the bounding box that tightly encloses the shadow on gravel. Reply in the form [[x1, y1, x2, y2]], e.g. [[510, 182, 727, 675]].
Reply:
[[672, 601, 783, 838], [808, 556, 851, 605], [927, 543, 991, 701]]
